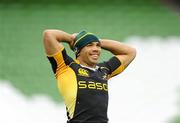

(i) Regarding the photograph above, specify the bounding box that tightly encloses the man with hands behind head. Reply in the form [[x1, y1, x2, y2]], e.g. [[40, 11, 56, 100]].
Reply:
[[43, 29, 136, 123]]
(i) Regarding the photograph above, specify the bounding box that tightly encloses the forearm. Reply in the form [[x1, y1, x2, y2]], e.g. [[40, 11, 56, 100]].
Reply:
[[100, 39, 136, 68], [43, 29, 74, 44], [43, 29, 74, 55], [100, 39, 135, 55]]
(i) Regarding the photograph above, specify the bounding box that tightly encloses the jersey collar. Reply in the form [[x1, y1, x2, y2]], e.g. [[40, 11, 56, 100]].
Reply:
[[75, 59, 99, 71], [80, 64, 99, 71]]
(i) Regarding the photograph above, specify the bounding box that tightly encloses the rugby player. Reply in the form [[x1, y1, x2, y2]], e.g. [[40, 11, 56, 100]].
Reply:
[[43, 30, 136, 123]]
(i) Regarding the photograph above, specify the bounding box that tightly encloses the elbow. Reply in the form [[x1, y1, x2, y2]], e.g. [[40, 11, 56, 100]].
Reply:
[[43, 30, 52, 39], [43, 29, 64, 42], [131, 47, 137, 60], [127, 47, 136, 61], [43, 29, 55, 43]]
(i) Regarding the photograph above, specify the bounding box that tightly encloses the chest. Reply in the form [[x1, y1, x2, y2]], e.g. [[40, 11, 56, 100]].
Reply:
[[74, 67, 109, 92]]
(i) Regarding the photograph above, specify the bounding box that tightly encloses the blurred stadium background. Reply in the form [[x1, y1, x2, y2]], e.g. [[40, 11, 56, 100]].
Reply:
[[0, 0, 180, 123]]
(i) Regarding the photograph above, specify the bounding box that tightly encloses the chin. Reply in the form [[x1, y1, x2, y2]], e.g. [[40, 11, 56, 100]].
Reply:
[[90, 59, 98, 65]]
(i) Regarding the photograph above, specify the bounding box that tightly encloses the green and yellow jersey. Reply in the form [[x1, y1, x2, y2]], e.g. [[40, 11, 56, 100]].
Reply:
[[47, 47, 124, 123]]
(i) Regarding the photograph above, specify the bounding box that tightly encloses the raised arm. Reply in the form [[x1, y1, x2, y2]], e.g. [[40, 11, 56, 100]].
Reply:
[[43, 29, 75, 55], [100, 39, 136, 69]]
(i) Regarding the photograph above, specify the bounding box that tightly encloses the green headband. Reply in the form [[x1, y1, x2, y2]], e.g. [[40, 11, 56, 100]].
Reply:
[[73, 31, 100, 55]]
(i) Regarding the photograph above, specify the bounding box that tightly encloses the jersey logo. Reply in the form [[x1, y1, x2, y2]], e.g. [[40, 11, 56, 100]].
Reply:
[[78, 81, 108, 91], [78, 68, 89, 77], [102, 73, 108, 80]]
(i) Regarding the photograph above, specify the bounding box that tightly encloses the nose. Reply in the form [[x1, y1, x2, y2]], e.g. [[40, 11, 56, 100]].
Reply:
[[92, 45, 101, 52]]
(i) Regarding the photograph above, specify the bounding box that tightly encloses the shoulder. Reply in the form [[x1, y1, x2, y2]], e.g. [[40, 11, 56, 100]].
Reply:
[[98, 56, 122, 69], [98, 56, 124, 78], [47, 48, 76, 74]]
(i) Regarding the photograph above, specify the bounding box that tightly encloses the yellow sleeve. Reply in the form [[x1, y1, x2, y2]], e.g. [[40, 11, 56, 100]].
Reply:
[[47, 48, 74, 76], [110, 56, 125, 78], [101, 56, 125, 78]]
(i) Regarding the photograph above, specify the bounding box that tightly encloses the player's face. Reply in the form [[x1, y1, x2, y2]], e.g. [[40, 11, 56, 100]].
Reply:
[[79, 42, 101, 67]]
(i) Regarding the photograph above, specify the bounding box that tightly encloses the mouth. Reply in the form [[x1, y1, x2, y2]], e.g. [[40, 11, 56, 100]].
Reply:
[[90, 54, 99, 60]]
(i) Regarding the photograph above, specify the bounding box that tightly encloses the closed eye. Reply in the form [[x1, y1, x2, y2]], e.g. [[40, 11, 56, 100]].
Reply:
[[96, 42, 101, 47], [86, 43, 93, 47]]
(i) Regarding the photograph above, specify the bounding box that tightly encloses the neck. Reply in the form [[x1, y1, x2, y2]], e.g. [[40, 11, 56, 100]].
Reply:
[[80, 62, 96, 68], [77, 58, 96, 68]]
